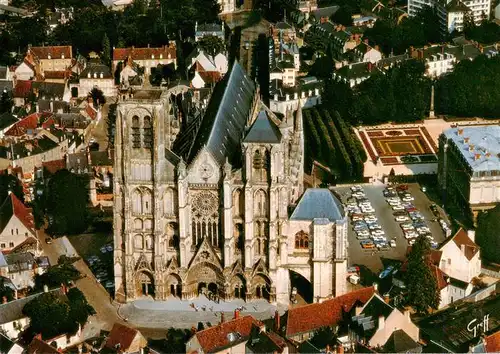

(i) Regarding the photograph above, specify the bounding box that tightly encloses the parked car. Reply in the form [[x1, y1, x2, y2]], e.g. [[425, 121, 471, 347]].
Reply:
[[396, 184, 409, 191], [392, 205, 405, 211], [395, 215, 409, 222], [371, 229, 385, 237], [402, 196, 415, 202], [45, 237, 53, 244], [361, 242, 376, 249], [369, 224, 382, 230], [379, 265, 395, 279], [390, 240, 397, 248], [357, 230, 370, 237]]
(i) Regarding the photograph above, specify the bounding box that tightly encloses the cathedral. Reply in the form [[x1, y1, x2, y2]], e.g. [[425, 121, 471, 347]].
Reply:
[[113, 61, 348, 304]]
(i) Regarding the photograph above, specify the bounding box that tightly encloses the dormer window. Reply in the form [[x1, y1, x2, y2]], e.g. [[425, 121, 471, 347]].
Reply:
[[160, 54, 163, 59], [87, 72, 91, 78], [168, 53, 171, 59], [151, 54, 155, 59], [100, 73, 103, 78], [94, 73, 97, 78], [61, 53, 65, 59], [48, 54, 51, 59]]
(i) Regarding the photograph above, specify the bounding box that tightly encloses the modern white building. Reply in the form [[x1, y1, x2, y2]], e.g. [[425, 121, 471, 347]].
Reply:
[[408, 0, 492, 33], [438, 125, 500, 223]]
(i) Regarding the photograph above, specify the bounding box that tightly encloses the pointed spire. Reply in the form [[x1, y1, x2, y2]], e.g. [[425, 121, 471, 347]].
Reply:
[[295, 100, 303, 132]]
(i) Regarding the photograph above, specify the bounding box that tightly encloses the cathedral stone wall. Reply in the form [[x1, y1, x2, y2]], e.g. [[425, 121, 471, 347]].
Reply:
[[113, 68, 347, 305]]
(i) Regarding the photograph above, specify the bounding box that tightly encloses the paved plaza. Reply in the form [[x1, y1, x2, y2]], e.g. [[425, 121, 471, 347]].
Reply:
[[119, 295, 285, 329]]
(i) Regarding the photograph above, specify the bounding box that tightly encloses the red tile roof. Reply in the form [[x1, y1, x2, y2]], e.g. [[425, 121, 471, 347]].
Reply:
[[113, 45, 177, 61], [485, 330, 500, 352], [42, 117, 56, 129], [26, 338, 59, 354], [5, 113, 40, 136], [433, 265, 448, 290], [195, 315, 264, 353], [13, 80, 33, 98], [43, 70, 70, 79], [85, 104, 97, 120], [10, 192, 34, 231], [451, 228, 479, 261], [285, 286, 376, 337], [42, 159, 66, 174], [30, 46, 72, 60], [105, 323, 140, 351]]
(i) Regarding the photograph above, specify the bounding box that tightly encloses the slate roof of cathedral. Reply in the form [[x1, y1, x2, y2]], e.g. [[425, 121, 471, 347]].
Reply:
[[186, 60, 256, 166], [244, 110, 282, 144], [290, 188, 345, 222]]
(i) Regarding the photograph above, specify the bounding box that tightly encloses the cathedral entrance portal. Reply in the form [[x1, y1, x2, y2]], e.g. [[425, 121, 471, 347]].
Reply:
[[137, 271, 155, 298], [166, 274, 182, 298], [187, 261, 224, 299], [252, 274, 271, 300]]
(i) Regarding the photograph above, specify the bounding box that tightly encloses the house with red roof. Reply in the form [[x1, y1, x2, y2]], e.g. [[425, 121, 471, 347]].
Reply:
[[28, 45, 73, 72], [104, 323, 147, 353], [4, 112, 40, 138], [283, 286, 376, 343], [0, 192, 35, 252], [112, 42, 177, 76], [12, 80, 33, 106], [186, 314, 266, 354]]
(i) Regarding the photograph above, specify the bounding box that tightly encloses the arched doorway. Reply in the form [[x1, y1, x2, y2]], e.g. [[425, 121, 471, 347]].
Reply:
[[137, 271, 155, 298], [198, 282, 207, 295], [166, 273, 182, 298], [231, 275, 246, 300], [252, 274, 271, 300], [289, 270, 313, 304], [187, 261, 225, 299]]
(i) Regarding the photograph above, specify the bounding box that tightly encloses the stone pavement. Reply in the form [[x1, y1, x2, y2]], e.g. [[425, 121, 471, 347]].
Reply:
[[119, 295, 287, 329]]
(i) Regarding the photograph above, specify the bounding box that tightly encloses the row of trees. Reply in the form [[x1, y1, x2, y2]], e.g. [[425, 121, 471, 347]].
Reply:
[[0, 0, 220, 63], [475, 205, 500, 264], [303, 107, 365, 182], [323, 59, 431, 126]]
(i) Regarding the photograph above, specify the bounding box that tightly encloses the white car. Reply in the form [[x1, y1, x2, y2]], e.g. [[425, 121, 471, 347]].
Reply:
[[369, 224, 382, 230], [364, 216, 378, 222], [351, 185, 363, 192], [352, 215, 364, 222], [395, 215, 409, 222], [357, 230, 371, 237], [390, 240, 396, 248], [405, 231, 419, 239], [401, 223, 415, 231], [402, 196, 415, 202], [392, 205, 405, 211], [371, 229, 385, 237], [409, 239, 416, 246], [361, 207, 375, 214]]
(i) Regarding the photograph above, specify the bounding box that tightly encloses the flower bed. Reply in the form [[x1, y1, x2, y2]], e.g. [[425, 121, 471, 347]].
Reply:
[[359, 131, 377, 162], [380, 157, 400, 165], [420, 127, 438, 153], [370, 135, 433, 156], [386, 130, 403, 136], [367, 131, 384, 137], [404, 129, 421, 136]]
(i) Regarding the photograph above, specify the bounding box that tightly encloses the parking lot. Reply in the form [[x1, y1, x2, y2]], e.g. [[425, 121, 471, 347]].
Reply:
[[333, 183, 450, 274]]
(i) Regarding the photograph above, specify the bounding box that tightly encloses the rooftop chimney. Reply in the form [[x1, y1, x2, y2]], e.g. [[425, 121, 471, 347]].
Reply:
[[221, 312, 225, 324], [458, 128, 464, 135], [274, 310, 280, 332], [468, 230, 475, 243], [469, 144, 475, 152], [461, 244, 466, 254], [234, 309, 240, 319], [378, 316, 385, 330], [373, 283, 378, 292], [474, 153, 481, 160]]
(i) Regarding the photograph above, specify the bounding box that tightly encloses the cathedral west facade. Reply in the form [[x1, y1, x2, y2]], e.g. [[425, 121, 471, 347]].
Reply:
[[113, 62, 348, 305]]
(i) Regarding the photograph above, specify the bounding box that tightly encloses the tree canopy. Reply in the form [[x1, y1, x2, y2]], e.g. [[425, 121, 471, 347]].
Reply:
[[364, 5, 442, 56], [45, 169, 89, 235], [23, 288, 94, 340], [405, 235, 440, 314], [33, 259, 81, 292], [436, 55, 500, 118], [476, 205, 500, 264], [0, 174, 24, 204], [464, 20, 500, 44]]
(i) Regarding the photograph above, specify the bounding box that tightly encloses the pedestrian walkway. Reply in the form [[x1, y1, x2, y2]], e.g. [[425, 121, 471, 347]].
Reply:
[[119, 295, 285, 329]]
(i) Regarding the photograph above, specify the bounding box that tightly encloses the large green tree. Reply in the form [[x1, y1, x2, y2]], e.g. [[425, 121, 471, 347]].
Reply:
[[405, 235, 440, 314], [101, 33, 111, 66], [476, 205, 500, 264], [0, 90, 13, 114], [23, 288, 94, 340], [0, 277, 15, 302], [0, 174, 24, 203], [436, 56, 500, 118], [33, 260, 81, 291], [45, 169, 89, 235]]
